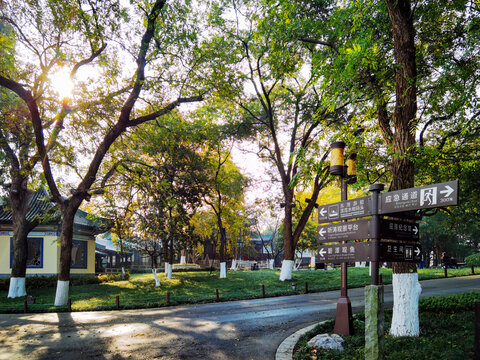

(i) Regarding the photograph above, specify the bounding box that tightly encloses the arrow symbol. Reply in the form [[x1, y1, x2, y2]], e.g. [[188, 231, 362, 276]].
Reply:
[[319, 228, 326, 237], [319, 208, 327, 217], [319, 248, 326, 257], [415, 247, 421, 256], [413, 226, 418, 235], [440, 185, 454, 197]]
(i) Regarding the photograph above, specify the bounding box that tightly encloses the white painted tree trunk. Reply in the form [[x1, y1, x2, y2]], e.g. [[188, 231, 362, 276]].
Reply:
[[180, 255, 187, 265], [390, 273, 422, 337], [269, 259, 274, 270], [279, 260, 293, 281], [152, 269, 161, 287], [310, 255, 316, 269], [164, 262, 169, 275], [54, 280, 70, 306], [294, 258, 301, 271], [166, 263, 173, 279], [220, 262, 227, 278], [230, 259, 237, 271], [8, 277, 27, 298], [121, 267, 126, 276]]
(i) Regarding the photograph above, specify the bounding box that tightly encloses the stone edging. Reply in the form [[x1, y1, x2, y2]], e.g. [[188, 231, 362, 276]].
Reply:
[[275, 321, 328, 360]]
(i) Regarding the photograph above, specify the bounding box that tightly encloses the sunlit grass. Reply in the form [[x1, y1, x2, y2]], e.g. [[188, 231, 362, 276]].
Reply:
[[0, 267, 477, 312]]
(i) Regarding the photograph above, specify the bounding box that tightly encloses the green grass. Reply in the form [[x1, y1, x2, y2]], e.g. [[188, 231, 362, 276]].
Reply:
[[0, 267, 477, 312], [293, 310, 475, 360]]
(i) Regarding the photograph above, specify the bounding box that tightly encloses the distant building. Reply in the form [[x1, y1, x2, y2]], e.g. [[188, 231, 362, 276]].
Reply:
[[0, 190, 110, 277]]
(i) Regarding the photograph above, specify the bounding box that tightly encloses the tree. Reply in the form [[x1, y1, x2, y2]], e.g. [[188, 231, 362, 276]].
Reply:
[[202, 145, 249, 278], [0, 0, 203, 305], [0, 18, 58, 298], [201, 0, 348, 281]]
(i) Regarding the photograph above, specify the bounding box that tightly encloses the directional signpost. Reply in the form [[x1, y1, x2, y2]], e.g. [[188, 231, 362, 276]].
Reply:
[[317, 242, 422, 263], [317, 219, 371, 243], [379, 219, 419, 241], [379, 180, 458, 215], [379, 242, 422, 262], [318, 196, 371, 223]]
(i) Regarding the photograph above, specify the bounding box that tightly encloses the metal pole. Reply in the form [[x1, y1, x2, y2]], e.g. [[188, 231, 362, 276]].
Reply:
[[369, 184, 384, 286], [334, 172, 353, 335]]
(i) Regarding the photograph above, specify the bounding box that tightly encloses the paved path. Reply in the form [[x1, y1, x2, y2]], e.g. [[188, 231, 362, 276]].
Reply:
[[1, 275, 479, 360]]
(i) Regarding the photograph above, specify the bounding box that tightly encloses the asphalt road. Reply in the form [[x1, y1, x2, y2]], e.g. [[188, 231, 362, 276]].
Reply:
[[1, 275, 479, 360]]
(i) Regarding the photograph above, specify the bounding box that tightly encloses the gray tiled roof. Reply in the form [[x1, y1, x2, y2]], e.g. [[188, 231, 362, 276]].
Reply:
[[0, 188, 58, 223]]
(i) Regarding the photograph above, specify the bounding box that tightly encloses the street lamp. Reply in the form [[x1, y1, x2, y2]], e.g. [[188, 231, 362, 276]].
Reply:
[[329, 141, 356, 335]]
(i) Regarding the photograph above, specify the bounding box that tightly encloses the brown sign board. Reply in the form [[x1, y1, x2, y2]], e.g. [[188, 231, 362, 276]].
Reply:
[[318, 196, 371, 223], [379, 242, 422, 262], [380, 219, 419, 241], [317, 219, 371, 243], [317, 242, 372, 263], [379, 180, 458, 215], [316, 241, 422, 263]]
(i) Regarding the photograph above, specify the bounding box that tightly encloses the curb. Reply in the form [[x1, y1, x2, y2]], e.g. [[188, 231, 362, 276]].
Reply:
[[275, 320, 328, 360]]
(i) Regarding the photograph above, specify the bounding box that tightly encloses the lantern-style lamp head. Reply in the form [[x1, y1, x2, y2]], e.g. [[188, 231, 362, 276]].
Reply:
[[346, 153, 357, 184], [329, 141, 346, 176]]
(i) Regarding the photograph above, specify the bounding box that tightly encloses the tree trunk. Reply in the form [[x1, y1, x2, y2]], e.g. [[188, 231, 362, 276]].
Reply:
[[8, 178, 37, 298], [54, 200, 81, 306], [385, 0, 420, 337], [280, 191, 294, 281]]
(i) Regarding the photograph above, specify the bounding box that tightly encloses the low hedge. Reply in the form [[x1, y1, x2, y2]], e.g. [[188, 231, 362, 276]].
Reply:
[[0, 272, 130, 291], [419, 290, 480, 313]]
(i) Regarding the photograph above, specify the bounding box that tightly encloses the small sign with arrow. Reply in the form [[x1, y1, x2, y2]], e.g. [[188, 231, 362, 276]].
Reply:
[[380, 219, 420, 241], [379, 242, 422, 262]]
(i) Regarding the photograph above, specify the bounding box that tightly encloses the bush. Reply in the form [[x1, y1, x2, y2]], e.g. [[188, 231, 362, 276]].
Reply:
[[465, 253, 480, 266], [97, 272, 130, 283], [419, 291, 480, 313], [0, 278, 9, 291]]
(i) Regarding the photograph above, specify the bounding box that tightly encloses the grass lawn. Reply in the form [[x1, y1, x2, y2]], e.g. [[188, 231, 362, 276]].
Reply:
[[0, 266, 477, 312], [293, 309, 475, 360]]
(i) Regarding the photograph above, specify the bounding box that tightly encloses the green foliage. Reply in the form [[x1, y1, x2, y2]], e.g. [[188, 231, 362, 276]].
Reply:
[[465, 254, 480, 267], [419, 291, 480, 313], [97, 272, 130, 283], [294, 292, 479, 359]]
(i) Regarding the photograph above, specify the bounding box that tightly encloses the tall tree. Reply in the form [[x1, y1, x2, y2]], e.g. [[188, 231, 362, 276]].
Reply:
[[0, 0, 203, 305], [201, 0, 347, 280], [0, 18, 58, 298]]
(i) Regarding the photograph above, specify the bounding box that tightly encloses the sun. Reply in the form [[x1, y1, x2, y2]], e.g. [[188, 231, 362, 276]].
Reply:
[[49, 67, 74, 99]]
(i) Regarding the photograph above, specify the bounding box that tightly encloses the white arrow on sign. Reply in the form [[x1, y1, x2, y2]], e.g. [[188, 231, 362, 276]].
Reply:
[[413, 226, 418, 235], [319, 208, 327, 217], [319, 228, 326, 237], [319, 248, 326, 257], [440, 185, 454, 198], [415, 247, 421, 256]]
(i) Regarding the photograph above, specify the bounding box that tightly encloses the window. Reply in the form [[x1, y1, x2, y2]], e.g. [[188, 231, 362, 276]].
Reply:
[[71, 240, 88, 269], [10, 237, 43, 269]]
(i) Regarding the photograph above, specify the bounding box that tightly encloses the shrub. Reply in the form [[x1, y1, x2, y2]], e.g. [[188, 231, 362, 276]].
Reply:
[[0, 278, 9, 291], [465, 253, 480, 266], [97, 272, 130, 283], [419, 291, 480, 313]]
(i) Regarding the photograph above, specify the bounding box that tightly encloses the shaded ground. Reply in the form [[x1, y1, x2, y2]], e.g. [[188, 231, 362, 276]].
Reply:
[[0, 276, 479, 360]]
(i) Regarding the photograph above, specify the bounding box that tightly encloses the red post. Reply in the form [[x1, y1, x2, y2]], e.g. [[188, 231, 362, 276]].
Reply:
[[68, 298, 72, 312], [116, 295, 120, 310], [166, 292, 170, 305], [305, 281, 308, 294], [216, 289, 220, 302], [262, 284, 265, 298], [23, 300, 27, 314]]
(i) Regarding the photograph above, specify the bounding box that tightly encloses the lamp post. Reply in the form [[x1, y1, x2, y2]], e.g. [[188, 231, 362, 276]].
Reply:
[[329, 141, 356, 335]]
